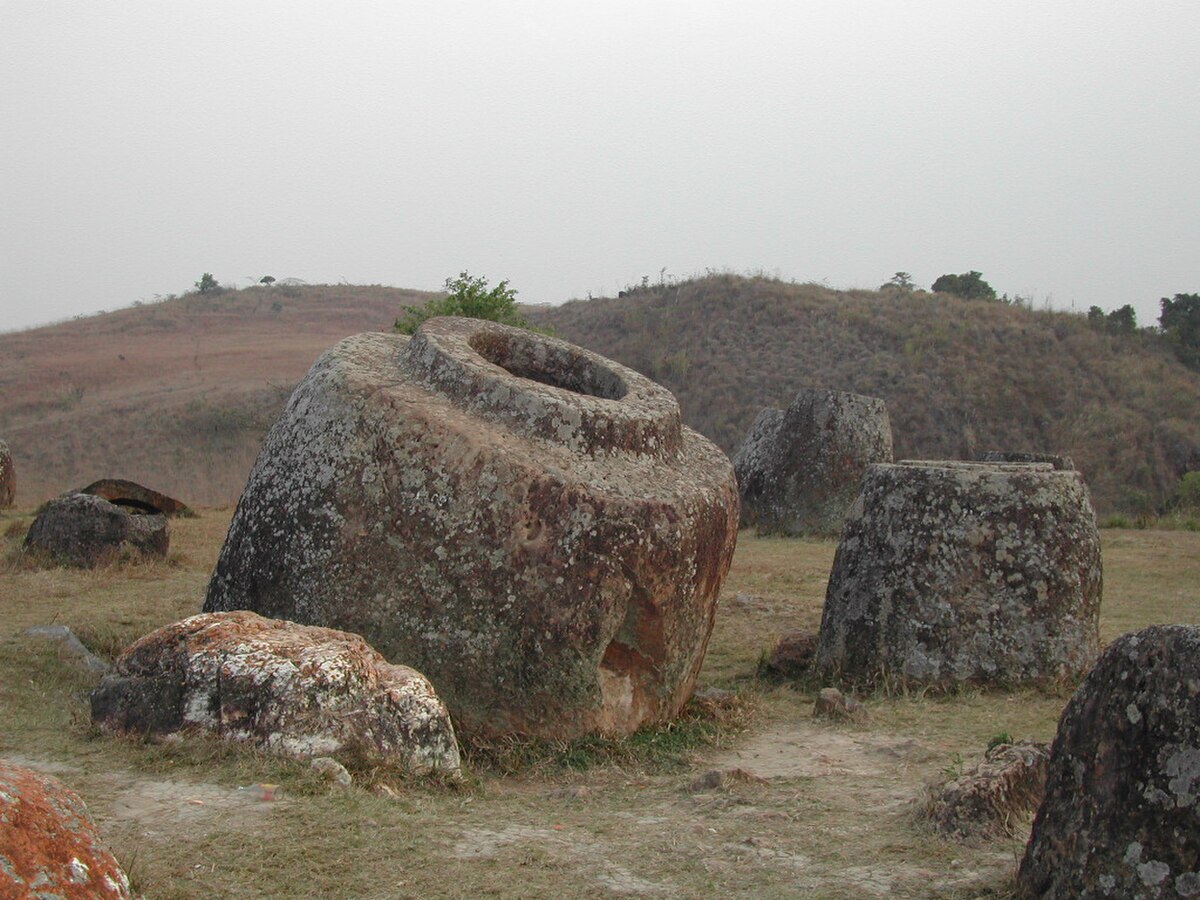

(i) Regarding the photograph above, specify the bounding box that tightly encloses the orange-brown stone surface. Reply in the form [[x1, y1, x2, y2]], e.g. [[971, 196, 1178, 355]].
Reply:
[[0, 759, 131, 898], [205, 317, 739, 739]]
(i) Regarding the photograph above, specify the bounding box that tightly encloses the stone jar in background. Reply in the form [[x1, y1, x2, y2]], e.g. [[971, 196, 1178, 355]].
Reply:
[[1018, 625, 1200, 898], [733, 389, 893, 536], [0, 438, 14, 507], [24, 492, 169, 566], [816, 460, 1102, 688], [205, 317, 739, 739]]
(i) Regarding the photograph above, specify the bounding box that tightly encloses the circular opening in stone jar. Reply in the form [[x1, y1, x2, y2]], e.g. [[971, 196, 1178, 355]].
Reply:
[[470, 331, 628, 400]]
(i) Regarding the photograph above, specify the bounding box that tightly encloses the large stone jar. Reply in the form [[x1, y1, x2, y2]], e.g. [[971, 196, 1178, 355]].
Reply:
[[205, 318, 739, 739], [1018, 625, 1200, 898], [816, 460, 1102, 688], [733, 389, 893, 536]]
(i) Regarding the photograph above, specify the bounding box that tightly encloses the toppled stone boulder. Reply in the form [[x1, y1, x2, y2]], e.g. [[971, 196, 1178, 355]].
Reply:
[[0, 759, 132, 898], [1019, 625, 1200, 898], [812, 687, 869, 724], [204, 318, 739, 739], [90, 611, 461, 775], [982, 450, 1076, 471], [79, 478, 195, 517], [764, 630, 819, 678], [25, 625, 110, 677], [925, 740, 1050, 842], [816, 461, 1102, 689], [0, 439, 14, 507], [733, 389, 893, 536], [24, 492, 169, 567]]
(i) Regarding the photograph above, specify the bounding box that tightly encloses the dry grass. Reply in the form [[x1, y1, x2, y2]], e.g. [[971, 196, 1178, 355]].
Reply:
[[0, 285, 434, 507], [1, 511, 1197, 898]]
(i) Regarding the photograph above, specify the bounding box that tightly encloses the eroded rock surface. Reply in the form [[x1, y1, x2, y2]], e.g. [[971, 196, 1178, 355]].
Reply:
[[91, 611, 461, 774], [816, 460, 1102, 688], [0, 759, 132, 898], [1019, 625, 1200, 898], [982, 450, 1076, 471], [79, 478, 195, 517], [926, 741, 1050, 842], [733, 389, 893, 536], [0, 439, 14, 507], [204, 318, 738, 739], [764, 630, 818, 678], [24, 491, 169, 567]]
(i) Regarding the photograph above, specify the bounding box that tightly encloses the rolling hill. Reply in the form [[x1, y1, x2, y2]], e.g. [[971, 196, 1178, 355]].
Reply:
[[2, 275, 1197, 515]]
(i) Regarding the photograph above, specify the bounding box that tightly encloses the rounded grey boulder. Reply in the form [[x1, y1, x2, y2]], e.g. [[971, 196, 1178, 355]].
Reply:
[[24, 492, 169, 567], [733, 389, 893, 536], [205, 317, 739, 740], [1019, 625, 1200, 898], [816, 460, 1102, 688]]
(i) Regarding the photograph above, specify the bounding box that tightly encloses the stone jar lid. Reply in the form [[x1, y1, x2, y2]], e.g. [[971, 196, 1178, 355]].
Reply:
[[401, 317, 683, 458]]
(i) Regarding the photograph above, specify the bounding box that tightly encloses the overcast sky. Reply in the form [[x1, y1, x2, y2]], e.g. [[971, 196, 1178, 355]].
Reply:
[[3, 1, 1198, 333]]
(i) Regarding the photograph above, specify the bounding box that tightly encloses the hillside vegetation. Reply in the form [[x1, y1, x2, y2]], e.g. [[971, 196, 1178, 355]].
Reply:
[[529, 275, 1200, 514], [2, 276, 1196, 515], [0, 285, 432, 506]]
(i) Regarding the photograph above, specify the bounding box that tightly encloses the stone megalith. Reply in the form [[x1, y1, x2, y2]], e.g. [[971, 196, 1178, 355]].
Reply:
[[816, 460, 1102, 688], [982, 450, 1076, 471], [0, 439, 14, 507], [0, 759, 132, 898], [24, 492, 169, 567], [79, 478, 195, 517], [1019, 625, 1200, 898], [733, 389, 893, 536], [92, 611, 460, 773], [204, 317, 739, 740]]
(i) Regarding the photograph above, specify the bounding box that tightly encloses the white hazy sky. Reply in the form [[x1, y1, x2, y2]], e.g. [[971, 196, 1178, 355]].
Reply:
[[3, 1, 1198, 333]]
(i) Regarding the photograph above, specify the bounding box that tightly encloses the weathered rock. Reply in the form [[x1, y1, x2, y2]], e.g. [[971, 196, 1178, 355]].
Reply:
[[79, 478, 195, 517], [25, 625, 111, 676], [765, 630, 819, 678], [925, 741, 1050, 842], [816, 460, 1102, 688], [812, 687, 869, 724], [204, 318, 739, 739], [0, 439, 14, 507], [1018, 625, 1200, 898], [733, 389, 893, 536], [982, 450, 1076, 471], [24, 491, 169, 567], [311, 757, 353, 789], [90, 611, 461, 774], [688, 767, 767, 792], [0, 759, 132, 898]]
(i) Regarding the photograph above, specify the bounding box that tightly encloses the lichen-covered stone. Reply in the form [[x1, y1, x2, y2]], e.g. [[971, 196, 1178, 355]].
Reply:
[[204, 318, 739, 739], [79, 478, 195, 517], [764, 630, 818, 678], [0, 439, 14, 507], [816, 460, 1102, 688], [733, 389, 893, 536], [1018, 625, 1200, 899], [91, 611, 460, 774], [982, 450, 1076, 471], [0, 759, 132, 898], [24, 491, 169, 567], [925, 741, 1050, 842]]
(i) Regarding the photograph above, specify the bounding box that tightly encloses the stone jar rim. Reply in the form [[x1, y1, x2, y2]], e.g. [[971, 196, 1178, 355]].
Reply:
[[400, 317, 683, 458]]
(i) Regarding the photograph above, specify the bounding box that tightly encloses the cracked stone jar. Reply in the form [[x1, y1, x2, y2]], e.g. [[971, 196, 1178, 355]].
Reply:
[[815, 460, 1102, 688], [205, 317, 739, 739]]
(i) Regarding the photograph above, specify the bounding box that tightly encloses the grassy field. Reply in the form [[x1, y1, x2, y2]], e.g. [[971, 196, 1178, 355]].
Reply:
[[1, 511, 1198, 899]]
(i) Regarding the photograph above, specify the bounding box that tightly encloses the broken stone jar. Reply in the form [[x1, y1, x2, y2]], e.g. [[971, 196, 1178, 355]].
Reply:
[[205, 317, 739, 739], [816, 460, 1102, 688]]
